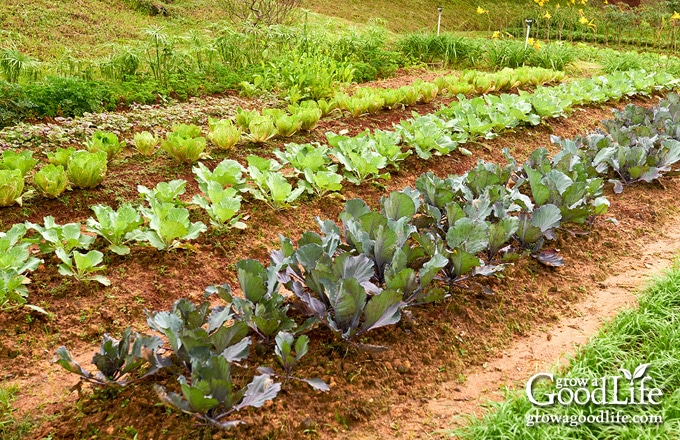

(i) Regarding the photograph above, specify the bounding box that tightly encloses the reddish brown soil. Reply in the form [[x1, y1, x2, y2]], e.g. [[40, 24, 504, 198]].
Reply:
[[1, 89, 677, 440]]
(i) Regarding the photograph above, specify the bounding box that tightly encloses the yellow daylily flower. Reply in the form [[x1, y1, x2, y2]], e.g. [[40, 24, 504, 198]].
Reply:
[[477, 6, 489, 14], [579, 16, 589, 24], [492, 31, 500, 39], [544, 11, 552, 19], [672, 11, 680, 20]]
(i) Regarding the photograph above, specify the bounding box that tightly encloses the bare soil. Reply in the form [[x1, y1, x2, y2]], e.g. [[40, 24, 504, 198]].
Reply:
[[0, 87, 678, 440]]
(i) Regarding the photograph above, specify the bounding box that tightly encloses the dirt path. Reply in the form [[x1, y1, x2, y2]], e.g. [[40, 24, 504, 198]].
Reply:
[[343, 218, 680, 439]]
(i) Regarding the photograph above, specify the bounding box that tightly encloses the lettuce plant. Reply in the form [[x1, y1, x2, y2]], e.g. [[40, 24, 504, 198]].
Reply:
[[0, 169, 24, 207], [208, 119, 241, 150], [47, 147, 76, 167], [245, 116, 277, 144], [86, 204, 144, 255], [234, 107, 259, 130], [33, 164, 69, 198], [67, 150, 108, 189], [193, 160, 247, 193], [137, 200, 207, 251], [133, 131, 159, 156], [54, 327, 169, 387], [86, 131, 125, 160], [295, 107, 322, 131], [0, 150, 37, 175], [274, 114, 302, 138], [397, 115, 459, 160], [162, 124, 206, 163]]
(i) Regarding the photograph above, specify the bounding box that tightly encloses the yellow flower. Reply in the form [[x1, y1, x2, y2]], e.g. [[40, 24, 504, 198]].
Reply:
[[544, 11, 552, 19], [603, 0, 608, 3], [533, 40, 542, 49], [579, 16, 588, 24], [556, 3, 560, 8], [477, 6, 489, 14], [528, 38, 535, 45], [492, 31, 500, 39], [672, 11, 680, 20], [580, 0, 587, 4]]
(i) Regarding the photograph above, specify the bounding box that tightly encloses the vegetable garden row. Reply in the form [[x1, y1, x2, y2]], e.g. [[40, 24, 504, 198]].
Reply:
[[0, 66, 676, 431]]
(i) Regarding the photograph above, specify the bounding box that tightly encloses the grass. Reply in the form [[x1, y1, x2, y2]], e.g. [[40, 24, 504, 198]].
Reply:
[[0, 0, 230, 60], [303, 0, 530, 34], [0, 384, 34, 439], [448, 260, 680, 439]]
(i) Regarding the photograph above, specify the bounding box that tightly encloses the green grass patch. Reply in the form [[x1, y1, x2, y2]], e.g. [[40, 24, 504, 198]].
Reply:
[[449, 261, 680, 439], [0, 384, 33, 439]]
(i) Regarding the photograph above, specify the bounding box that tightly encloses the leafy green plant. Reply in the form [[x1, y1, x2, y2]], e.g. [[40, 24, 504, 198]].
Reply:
[[245, 116, 277, 144], [154, 358, 280, 429], [397, 115, 459, 160], [0, 169, 24, 207], [146, 295, 251, 370], [234, 107, 259, 130], [47, 147, 77, 167], [246, 159, 304, 210], [192, 182, 246, 230], [273, 143, 332, 176], [54, 327, 168, 386], [33, 164, 69, 198], [137, 200, 207, 251], [138, 179, 187, 204], [0, 150, 37, 176], [56, 249, 111, 285], [0, 224, 44, 313], [328, 134, 389, 185], [208, 119, 241, 150], [295, 107, 322, 131], [274, 228, 405, 350], [214, 259, 297, 343], [86, 131, 125, 160], [86, 204, 144, 255], [133, 131, 159, 156], [193, 160, 247, 193], [298, 169, 344, 198], [257, 332, 329, 391], [274, 114, 302, 138], [26, 216, 95, 254], [66, 150, 108, 189], [162, 124, 206, 163]]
